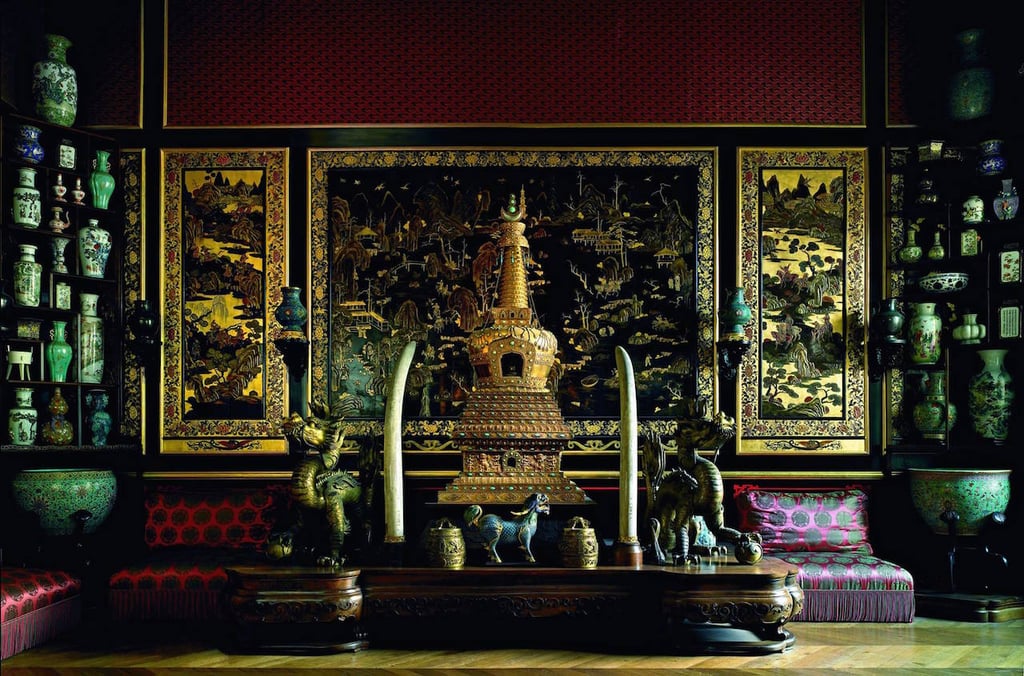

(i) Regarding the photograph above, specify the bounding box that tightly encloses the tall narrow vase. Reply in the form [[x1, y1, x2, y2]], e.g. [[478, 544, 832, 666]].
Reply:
[[13, 244, 42, 307], [908, 302, 942, 365], [968, 349, 1014, 444], [86, 390, 112, 446], [12, 167, 42, 228], [912, 371, 957, 442], [79, 293, 104, 384], [90, 150, 115, 209], [79, 219, 112, 278], [32, 34, 77, 126], [8, 387, 37, 446], [46, 320, 73, 383]]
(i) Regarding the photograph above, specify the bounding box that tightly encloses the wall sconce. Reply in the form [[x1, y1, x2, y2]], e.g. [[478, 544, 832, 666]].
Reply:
[[126, 299, 161, 366], [717, 287, 752, 380], [272, 286, 309, 380]]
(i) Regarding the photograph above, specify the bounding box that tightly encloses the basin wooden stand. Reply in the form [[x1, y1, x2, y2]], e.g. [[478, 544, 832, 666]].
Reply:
[[226, 557, 802, 655]]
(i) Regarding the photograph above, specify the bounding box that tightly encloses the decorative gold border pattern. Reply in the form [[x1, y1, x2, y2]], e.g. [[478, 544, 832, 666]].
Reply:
[[736, 148, 869, 455], [159, 149, 289, 454]]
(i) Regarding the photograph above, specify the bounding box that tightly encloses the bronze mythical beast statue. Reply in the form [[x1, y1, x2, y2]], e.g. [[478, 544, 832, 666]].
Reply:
[[274, 395, 379, 567], [643, 397, 759, 565]]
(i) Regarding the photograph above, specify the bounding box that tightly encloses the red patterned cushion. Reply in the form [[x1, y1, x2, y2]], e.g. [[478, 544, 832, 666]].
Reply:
[[143, 489, 277, 550], [769, 551, 911, 591], [1, 568, 82, 623], [108, 550, 257, 591], [736, 489, 873, 554]]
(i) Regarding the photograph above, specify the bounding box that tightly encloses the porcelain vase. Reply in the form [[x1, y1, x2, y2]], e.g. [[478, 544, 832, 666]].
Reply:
[[968, 349, 1014, 444], [11, 469, 117, 536], [912, 371, 957, 442], [40, 387, 74, 446], [13, 244, 42, 307], [947, 28, 993, 122], [898, 229, 922, 264], [46, 320, 73, 382], [7, 387, 37, 446], [79, 293, 104, 384], [13, 124, 44, 164], [908, 302, 942, 365], [32, 34, 77, 126], [78, 219, 112, 278], [51, 237, 71, 274], [993, 179, 1019, 221], [85, 390, 112, 446], [951, 313, 986, 345], [977, 139, 1006, 176], [962, 194, 985, 224], [12, 167, 42, 228], [90, 150, 115, 209]]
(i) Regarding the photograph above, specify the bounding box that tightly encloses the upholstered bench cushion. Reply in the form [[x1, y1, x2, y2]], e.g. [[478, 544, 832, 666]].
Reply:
[[143, 488, 278, 550], [736, 488, 873, 554], [770, 551, 915, 622], [2, 568, 82, 660], [108, 550, 263, 620]]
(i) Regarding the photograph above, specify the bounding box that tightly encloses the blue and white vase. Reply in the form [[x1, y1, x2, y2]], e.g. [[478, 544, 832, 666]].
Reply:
[[977, 139, 1007, 176], [13, 125, 44, 164]]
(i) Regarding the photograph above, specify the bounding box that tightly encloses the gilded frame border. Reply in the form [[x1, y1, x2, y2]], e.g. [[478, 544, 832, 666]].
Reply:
[[119, 149, 144, 439], [159, 149, 289, 454], [308, 148, 718, 440], [736, 147, 869, 455]]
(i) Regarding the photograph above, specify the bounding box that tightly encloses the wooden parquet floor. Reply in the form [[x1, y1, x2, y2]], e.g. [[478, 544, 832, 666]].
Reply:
[[2, 617, 1022, 674]]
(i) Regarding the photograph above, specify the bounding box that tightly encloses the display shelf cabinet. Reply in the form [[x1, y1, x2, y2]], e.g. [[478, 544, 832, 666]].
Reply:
[[883, 134, 1023, 460], [1, 113, 125, 452]]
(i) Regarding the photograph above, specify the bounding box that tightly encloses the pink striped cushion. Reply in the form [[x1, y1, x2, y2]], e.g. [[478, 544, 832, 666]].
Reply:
[[736, 489, 873, 554]]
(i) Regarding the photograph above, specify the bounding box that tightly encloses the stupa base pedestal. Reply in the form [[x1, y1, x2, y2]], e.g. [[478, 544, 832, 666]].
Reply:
[[437, 470, 589, 504]]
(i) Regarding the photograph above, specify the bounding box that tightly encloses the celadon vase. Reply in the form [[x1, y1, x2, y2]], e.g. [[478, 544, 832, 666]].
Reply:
[[46, 320, 73, 382], [32, 34, 77, 126], [908, 302, 942, 365], [968, 349, 1014, 444], [90, 150, 115, 209], [912, 371, 957, 442]]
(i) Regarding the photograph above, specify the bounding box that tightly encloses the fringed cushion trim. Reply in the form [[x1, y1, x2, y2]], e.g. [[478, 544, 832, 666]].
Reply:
[[791, 589, 915, 623], [107, 590, 224, 621], [770, 552, 915, 591], [1, 595, 82, 660]]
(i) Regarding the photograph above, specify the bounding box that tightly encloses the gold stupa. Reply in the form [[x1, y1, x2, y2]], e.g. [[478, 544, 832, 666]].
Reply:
[[438, 190, 588, 504]]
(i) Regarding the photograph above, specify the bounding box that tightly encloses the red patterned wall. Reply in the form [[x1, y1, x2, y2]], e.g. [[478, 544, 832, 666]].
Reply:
[[165, 0, 866, 127]]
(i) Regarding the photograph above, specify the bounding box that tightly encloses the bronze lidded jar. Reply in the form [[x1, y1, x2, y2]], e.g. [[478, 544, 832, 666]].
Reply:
[[425, 518, 466, 569], [558, 516, 599, 568]]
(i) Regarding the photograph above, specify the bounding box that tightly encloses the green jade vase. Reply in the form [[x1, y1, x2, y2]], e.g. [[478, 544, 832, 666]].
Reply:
[[46, 320, 73, 382], [90, 150, 115, 209]]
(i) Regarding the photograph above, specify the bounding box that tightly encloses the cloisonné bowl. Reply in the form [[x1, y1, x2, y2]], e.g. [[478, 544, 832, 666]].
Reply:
[[908, 468, 1011, 535], [11, 468, 117, 536]]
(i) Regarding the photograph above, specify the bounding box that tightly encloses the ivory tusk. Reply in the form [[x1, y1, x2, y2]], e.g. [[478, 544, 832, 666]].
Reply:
[[616, 346, 639, 544], [384, 340, 417, 543]]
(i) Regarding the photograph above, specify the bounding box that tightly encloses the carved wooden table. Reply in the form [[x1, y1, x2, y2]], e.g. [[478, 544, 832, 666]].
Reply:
[[360, 557, 803, 655], [224, 566, 367, 654]]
